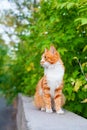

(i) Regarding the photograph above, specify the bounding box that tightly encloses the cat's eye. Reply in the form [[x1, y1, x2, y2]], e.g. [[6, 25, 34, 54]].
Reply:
[[44, 56, 46, 59]]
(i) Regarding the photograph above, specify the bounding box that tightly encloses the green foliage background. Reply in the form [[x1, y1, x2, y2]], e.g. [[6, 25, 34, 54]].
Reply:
[[0, 0, 87, 118]]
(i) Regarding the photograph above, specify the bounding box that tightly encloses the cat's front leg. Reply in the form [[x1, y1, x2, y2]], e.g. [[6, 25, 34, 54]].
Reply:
[[54, 87, 64, 114], [43, 93, 53, 113], [42, 76, 53, 113], [43, 87, 53, 113]]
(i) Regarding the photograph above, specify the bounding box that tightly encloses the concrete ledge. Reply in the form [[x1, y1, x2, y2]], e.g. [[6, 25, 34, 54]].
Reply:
[[17, 94, 87, 130]]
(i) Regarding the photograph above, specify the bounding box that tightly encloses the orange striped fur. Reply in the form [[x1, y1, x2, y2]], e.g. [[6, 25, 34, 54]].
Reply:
[[34, 46, 65, 114]]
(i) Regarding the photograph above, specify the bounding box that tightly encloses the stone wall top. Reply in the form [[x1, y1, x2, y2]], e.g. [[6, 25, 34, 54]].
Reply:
[[17, 94, 87, 130]]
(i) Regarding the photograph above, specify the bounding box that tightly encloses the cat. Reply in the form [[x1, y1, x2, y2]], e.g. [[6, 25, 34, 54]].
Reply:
[[34, 46, 65, 114]]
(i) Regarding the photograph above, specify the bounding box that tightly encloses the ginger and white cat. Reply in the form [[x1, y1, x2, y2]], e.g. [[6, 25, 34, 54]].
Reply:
[[34, 46, 65, 114]]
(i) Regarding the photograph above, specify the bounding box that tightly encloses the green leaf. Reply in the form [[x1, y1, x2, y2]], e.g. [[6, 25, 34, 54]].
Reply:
[[83, 45, 87, 52], [75, 18, 87, 26], [74, 79, 83, 92], [81, 98, 87, 103], [67, 2, 77, 10]]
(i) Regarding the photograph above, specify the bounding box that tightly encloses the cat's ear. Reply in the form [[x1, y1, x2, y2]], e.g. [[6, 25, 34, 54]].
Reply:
[[50, 46, 56, 54], [45, 48, 48, 53]]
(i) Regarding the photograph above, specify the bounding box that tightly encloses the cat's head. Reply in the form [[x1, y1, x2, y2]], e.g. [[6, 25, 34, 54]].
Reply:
[[40, 46, 60, 68]]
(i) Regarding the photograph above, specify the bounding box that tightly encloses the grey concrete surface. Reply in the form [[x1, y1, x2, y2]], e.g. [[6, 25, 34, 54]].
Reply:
[[17, 94, 87, 130], [0, 97, 17, 130]]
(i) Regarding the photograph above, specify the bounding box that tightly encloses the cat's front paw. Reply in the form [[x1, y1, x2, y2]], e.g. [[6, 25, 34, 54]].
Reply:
[[41, 107, 45, 111], [46, 108, 53, 113], [56, 108, 64, 114]]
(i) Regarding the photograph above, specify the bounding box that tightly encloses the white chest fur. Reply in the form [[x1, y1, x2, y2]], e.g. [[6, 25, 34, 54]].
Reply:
[[44, 61, 64, 97]]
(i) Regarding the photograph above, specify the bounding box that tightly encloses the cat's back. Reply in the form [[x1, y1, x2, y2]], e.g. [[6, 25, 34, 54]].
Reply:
[[35, 76, 46, 91]]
